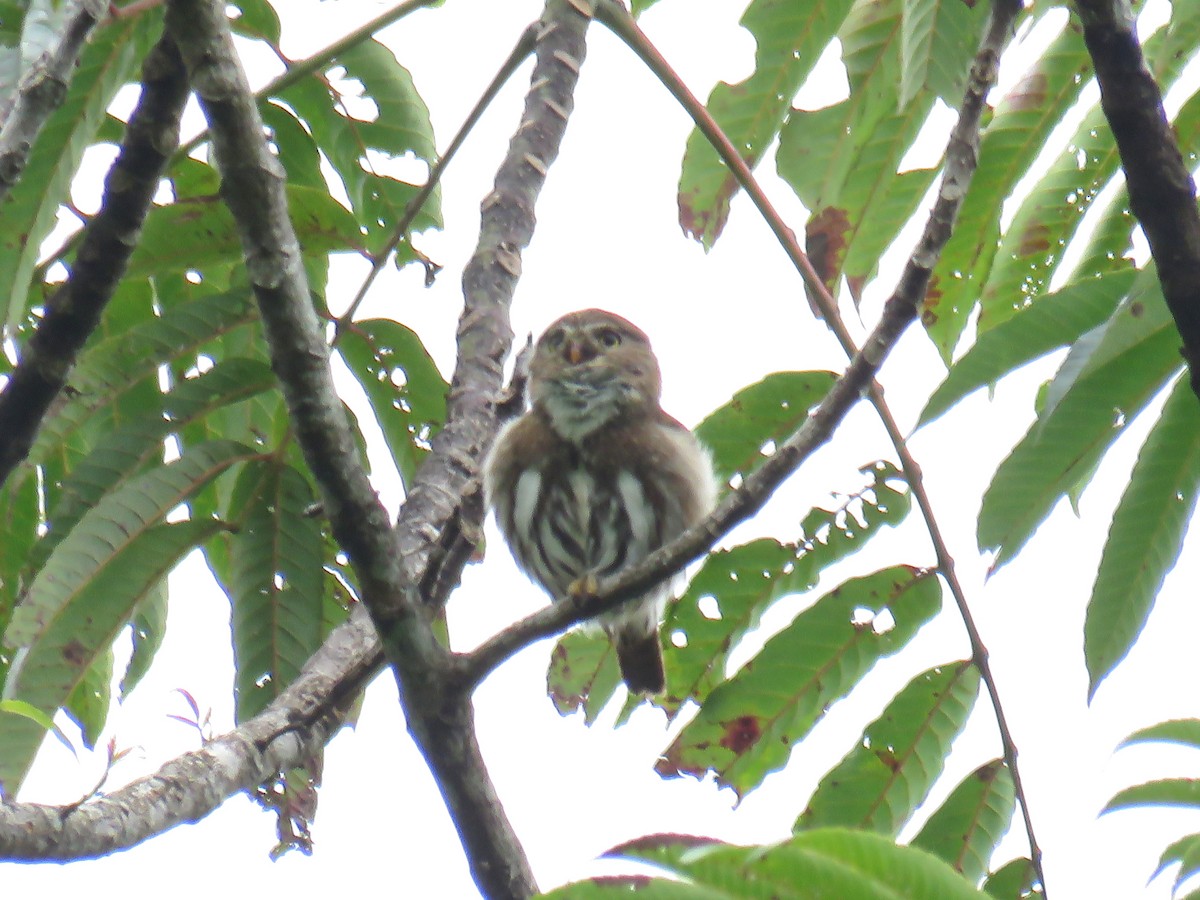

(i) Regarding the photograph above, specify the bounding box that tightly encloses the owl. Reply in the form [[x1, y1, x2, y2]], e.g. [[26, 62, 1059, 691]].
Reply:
[[484, 309, 716, 694]]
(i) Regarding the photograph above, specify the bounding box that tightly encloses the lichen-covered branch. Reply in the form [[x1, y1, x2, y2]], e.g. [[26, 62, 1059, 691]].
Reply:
[[159, 2, 594, 897], [0, 31, 190, 488], [0, 0, 106, 202], [1075, 0, 1200, 398], [0, 606, 380, 858]]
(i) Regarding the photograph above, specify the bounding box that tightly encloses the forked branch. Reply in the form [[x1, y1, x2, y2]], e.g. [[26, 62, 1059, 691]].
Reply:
[[464, 0, 1044, 890]]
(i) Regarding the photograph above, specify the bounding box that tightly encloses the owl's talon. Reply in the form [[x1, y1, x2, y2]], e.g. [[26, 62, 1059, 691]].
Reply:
[[568, 573, 600, 600]]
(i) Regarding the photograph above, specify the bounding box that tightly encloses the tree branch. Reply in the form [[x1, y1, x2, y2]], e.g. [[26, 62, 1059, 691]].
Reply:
[[0, 30, 190, 488], [0, 606, 381, 858], [466, 0, 1046, 890], [161, 2, 595, 896], [0, 0, 106, 204], [1074, 0, 1200, 399]]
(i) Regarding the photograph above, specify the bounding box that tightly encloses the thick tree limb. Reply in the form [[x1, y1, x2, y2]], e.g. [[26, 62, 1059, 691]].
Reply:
[[160, 2, 596, 896], [1075, 0, 1200, 398], [0, 0, 106, 203], [0, 32, 190, 488]]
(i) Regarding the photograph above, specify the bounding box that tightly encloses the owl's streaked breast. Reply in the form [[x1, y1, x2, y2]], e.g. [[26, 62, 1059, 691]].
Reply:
[[509, 462, 656, 600]]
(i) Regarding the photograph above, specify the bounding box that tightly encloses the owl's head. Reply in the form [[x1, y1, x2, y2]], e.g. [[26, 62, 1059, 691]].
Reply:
[[529, 308, 663, 442]]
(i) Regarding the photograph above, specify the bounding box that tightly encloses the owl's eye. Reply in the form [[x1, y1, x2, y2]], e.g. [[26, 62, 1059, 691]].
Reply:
[[542, 328, 565, 349], [597, 328, 622, 348]]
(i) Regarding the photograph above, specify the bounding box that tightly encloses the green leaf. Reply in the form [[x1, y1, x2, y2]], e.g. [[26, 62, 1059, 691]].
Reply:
[[229, 0, 281, 43], [229, 461, 325, 722], [15, 290, 257, 473], [550, 829, 987, 899], [656, 566, 942, 799], [278, 39, 439, 256], [660, 463, 910, 718], [1105, 779, 1200, 814], [898, 0, 987, 109], [122, 580, 168, 696], [5, 441, 250, 647], [0, 517, 220, 793], [973, 17, 1200, 341], [982, 858, 1041, 899], [797, 662, 981, 835], [912, 760, 1016, 884], [0, 14, 154, 334], [923, 18, 1091, 359], [976, 298, 1183, 569], [1153, 834, 1200, 894], [918, 269, 1138, 427], [0, 698, 55, 731], [678, 0, 855, 247], [695, 370, 838, 489], [39, 357, 276, 569], [1120, 719, 1200, 752], [65, 647, 113, 749], [338, 318, 447, 487], [546, 629, 621, 724], [126, 184, 365, 281], [1086, 377, 1200, 696]]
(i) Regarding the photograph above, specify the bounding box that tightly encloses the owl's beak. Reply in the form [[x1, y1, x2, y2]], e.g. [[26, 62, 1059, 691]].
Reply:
[[565, 340, 589, 365]]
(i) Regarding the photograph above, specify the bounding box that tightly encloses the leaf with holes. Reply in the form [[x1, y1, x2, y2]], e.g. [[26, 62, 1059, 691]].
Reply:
[[678, 0, 855, 247], [277, 39, 439, 256], [923, 17, 1092, 359], [796, 662, 980, 835], [339, 318, 447, 487], [657, 566, 941, 799], [659, 462, 910, 719], [547, 629, 621, 724], [695, 371, 837, 490], [229, 461, 325, 723]]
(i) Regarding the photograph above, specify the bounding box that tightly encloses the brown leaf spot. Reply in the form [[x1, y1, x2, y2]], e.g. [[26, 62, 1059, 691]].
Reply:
[[719, 715, 762, 755], [1017, 221, 1052, 256], [62, 639, 89, 668], [1130, 301, 1144, 318], [875, 747, 901, 772], [1005, 72, 1048, 112], [806, 206, 851, 288]]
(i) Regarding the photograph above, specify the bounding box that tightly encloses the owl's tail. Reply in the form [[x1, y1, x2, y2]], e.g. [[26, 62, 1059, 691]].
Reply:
[[611, 626, 666, 695]]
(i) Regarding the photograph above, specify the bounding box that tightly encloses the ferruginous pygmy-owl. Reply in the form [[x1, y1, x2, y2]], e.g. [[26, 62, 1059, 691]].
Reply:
[[484, 308, 716, 694]]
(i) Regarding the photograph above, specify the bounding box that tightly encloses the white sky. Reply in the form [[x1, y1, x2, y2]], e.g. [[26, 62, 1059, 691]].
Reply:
[[7, 1, 1200, 897]]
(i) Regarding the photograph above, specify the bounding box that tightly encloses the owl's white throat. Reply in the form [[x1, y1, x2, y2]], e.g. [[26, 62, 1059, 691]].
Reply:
[[537, 372, 635, 443]]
